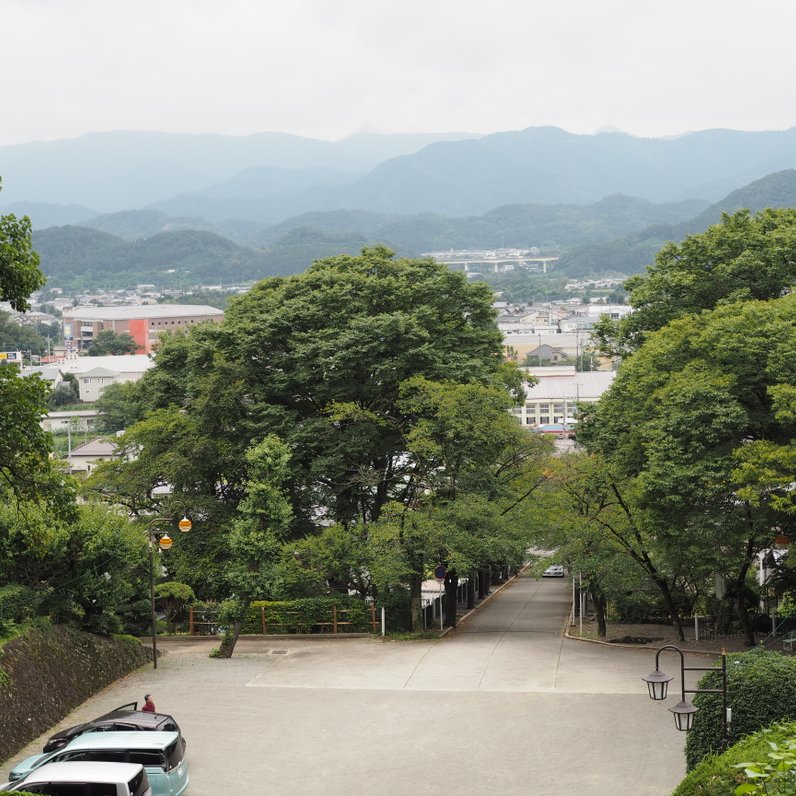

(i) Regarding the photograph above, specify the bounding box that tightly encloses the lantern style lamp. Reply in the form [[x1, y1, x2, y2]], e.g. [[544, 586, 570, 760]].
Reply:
[[642, 668, 673, 701], [642, 644, 728, 744], [669, 700, 699, 732]]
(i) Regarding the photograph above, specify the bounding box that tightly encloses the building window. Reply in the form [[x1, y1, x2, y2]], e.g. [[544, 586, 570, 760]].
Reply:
[[539, 416, 550, 424]]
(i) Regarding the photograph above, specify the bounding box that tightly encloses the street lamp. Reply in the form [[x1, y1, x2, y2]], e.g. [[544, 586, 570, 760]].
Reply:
[[642, 644, 730, 745], [147, 516, 191, 669]]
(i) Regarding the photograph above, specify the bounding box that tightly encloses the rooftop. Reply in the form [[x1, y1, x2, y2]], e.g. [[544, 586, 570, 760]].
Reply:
[[63, 304, 224, 321]]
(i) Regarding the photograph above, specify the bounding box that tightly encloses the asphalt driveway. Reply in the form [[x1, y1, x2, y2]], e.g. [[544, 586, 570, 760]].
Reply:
[[3, 575, 689, 795]]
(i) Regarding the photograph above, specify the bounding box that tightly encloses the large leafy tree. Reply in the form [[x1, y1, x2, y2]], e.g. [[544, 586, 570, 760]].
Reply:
[[87, 329, 138, 356], [0, 180, 70, 510], [0, 179, 45, 313], [595, 208, 796, 357], [92, 247, 524, 606], [579, 296, 796, 643]]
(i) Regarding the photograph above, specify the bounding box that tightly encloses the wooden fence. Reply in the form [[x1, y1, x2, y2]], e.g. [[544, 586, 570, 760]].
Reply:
[[186, 604, 378, 636]]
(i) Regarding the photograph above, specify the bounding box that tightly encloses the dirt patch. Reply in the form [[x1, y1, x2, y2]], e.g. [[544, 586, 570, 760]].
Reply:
[[608, 635, 663, 645]]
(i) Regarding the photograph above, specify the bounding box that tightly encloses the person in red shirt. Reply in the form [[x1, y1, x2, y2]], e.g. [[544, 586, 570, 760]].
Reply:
[[141, 694, 156, 713]]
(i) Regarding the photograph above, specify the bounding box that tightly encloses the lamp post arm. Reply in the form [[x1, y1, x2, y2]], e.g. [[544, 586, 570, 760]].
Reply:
[[654, 644, 687, 702]]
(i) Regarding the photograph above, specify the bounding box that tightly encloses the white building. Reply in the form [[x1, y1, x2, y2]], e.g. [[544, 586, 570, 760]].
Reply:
[[510, 366, 616, 427], [22, 355, 154, 402]]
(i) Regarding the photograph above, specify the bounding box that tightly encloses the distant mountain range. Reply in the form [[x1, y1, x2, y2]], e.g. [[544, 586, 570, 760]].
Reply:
[[6, 126, 796, 225], [559, 169, 796, 275], [30, 169, 796, 291]]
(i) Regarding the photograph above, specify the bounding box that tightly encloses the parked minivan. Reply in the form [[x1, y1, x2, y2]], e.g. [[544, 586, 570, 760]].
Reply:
[[9, 732, 188, 796], [1, 760, 151, 795]]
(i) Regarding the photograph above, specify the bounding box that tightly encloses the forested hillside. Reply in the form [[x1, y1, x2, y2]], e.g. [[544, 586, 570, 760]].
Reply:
[[560, 170, 796, 274]]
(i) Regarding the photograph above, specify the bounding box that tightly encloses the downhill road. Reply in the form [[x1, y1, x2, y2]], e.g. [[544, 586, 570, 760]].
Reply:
[[4, 574, 689, 795]]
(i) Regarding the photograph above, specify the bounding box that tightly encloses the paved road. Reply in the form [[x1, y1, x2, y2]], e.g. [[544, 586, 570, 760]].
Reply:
[[3, 575, 690, 795]]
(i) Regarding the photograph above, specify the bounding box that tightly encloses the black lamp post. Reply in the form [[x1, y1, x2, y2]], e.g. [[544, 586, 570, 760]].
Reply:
[[643, 644, 730, 745], [147, 515, 192, 669]]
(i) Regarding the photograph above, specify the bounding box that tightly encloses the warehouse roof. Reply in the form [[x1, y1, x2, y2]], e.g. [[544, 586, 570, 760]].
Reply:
[[63, 304, 224, 321]]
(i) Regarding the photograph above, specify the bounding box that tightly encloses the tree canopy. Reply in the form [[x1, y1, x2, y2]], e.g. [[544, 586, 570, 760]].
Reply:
[[595, 208, 796, 356], [91, 247, 544, 629], [578, 294, 796, 642]]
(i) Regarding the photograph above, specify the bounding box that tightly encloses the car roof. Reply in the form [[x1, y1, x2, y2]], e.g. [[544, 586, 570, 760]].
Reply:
[[96, 709, 175, 727], [18, 760, 144, 784], [63, 730, 179, 751]]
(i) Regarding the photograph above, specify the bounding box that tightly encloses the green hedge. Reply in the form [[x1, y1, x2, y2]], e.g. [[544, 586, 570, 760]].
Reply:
[[674, 721, 796, 795], [191, 594, 412, 635], [241, 596, 374, 634], [685, 648, 796, 771]]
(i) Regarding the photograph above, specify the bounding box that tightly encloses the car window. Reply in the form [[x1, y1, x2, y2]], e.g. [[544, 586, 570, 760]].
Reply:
[[129, 769, 150, 796], [110, 723, 140, 731], [127, 751, 166, 769], [158, 721, 177, 732], [83, 751, 128, 764], [22, 785, 87, 795], [165, 738, 184, 770], [87, 784, 118, 796]]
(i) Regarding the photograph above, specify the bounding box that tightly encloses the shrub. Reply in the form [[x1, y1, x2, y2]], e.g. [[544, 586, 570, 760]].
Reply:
[[685, 648, 796, 771], [673, 721, 796, 795], [246, 596, 373, 634], [0, 583, 45, 623], [376, 588, 412, 633]]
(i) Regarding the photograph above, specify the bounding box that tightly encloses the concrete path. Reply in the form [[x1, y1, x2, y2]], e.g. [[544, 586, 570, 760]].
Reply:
[[3, 575, 692, 795]]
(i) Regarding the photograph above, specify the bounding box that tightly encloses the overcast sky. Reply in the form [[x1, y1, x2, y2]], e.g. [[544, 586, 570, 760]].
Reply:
[[3, 0, 796, 147]]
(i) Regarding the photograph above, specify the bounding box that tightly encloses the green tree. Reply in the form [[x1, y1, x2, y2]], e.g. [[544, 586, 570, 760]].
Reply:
[[94, 381, 146, 433], [0, 179, 45, 312], [0, 181, 66, 506], [216, 436, 292, 658], [91, 247, 517, 608], [595, 209, 796, 356], [0, 495, 145, 634], [154, 581, 195, 633], [535, 452, 658, 637], [48, 372, 80, 407], [87, 329, 138, 356], [580, 296, 796, 644], [0, 310, 51, 357]]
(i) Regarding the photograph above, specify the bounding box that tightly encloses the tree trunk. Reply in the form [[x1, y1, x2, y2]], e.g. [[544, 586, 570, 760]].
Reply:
[[467, 572, 476, 609], [444, 569, 458, 628], [216, 620, 242, 658], [592, 588, 608, 638], [654, 576, 684, 641]]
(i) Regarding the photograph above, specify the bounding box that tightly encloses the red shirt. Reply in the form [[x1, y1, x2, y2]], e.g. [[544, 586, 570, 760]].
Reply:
[[142, 700, 156, 713]]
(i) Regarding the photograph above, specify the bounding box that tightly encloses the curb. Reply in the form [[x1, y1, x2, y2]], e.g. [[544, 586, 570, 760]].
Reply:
[[562, 626, 724, 658]]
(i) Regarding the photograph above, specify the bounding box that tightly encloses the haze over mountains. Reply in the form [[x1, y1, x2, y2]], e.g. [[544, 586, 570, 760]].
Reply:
[[6, 126, 796, 223], [5, 126, 796, 291]]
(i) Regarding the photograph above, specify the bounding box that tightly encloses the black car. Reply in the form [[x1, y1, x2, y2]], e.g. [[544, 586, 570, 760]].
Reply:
[[43, 702, 183, 753]]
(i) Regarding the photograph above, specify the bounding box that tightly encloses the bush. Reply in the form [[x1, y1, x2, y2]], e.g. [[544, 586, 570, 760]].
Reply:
[[245, 596, 373, 634], [674, 721, 796, 795], [0, 583, 45, 623], [686, 648, 796, 771], [376, 588, 412, 633]]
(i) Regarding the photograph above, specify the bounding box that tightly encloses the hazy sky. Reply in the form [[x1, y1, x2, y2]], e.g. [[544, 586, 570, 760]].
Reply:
[[3, 0, 796, 147]]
